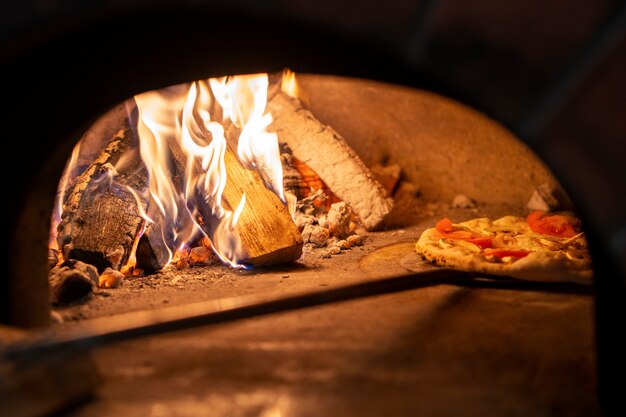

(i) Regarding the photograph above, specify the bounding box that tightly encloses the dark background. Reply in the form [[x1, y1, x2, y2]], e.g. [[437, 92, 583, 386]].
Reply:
[[1, 0, 625, 415]]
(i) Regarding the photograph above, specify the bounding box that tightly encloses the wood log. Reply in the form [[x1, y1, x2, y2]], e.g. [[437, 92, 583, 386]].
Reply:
[[135, 205, 174, 273], [214, 144, 303, 265], [267, 91, 393, 230], [167, 120, 303, 266], [57, 128, 148, 272]]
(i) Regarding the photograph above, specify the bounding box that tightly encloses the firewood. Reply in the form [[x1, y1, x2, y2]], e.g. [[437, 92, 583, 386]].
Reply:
[[194, 122, 303, 266], [57, 128, 148, 272], [135, 205, 175, 273], [138, 117, 302, 267], [48, 260, 98, 304], [132, 114, 303, 268], [267, 92, 393, 230], [281, 144, 339, 208]]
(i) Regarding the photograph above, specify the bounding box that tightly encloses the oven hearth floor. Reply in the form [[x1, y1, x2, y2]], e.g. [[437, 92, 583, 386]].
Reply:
[[56, 207, 600, 417]]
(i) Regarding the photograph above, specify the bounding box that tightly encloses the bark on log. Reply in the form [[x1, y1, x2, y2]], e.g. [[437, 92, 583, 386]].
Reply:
[[267, 92, 393, 230], [57, 128, 148, 272]]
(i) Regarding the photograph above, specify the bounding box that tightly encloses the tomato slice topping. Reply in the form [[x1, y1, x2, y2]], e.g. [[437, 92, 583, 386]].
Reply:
[[435, 218, 493, 248], [527, 210, 577, 238], [483, 248, 531, 259]]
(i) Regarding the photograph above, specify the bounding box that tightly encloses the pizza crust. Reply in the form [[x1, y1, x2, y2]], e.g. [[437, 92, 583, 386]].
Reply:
[[416, 217, 593, 284]]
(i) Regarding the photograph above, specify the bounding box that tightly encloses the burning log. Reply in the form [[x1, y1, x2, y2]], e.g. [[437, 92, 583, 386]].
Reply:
[[190, 124, 303, 266], [135, 205, 175, 273], [268, 91, 393, 230], [216, 146, 303, 265], [133, 117, 303, 267], [56, 128, 148, 272]]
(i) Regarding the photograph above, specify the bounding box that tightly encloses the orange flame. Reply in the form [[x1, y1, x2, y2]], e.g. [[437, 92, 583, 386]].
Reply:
[[210, 74, 284, 201], [134, 73, 286, 268], [49, 140, 82, 250], [281, 68, 300, 98]]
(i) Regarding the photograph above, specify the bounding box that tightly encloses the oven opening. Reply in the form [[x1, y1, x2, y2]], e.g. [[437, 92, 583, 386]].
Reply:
[[3, 4, 623, 414], [3, 68, 603, 417], [45, 70, 592, 314]]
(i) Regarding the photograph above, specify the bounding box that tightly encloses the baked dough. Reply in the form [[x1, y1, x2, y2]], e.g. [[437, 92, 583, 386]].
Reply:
[[415, 215, 592, 284]]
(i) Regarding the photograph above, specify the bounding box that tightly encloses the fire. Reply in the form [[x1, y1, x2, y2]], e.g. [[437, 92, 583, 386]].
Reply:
[[51, 71, 298, 273], [210, 75, 284, 201], [134, 73, 287, 268], [49, 141, 82, 251], [281, 68, 300, 98]]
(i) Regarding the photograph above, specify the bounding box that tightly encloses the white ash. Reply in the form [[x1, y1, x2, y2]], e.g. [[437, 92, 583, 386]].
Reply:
[[296, 189, 327, 216], [371, 164, 402, 194], [330, 239, 351, 250], [292, 189, 366, 258], [301, 224, 330, 247], [295, 214, 316, 231], [317, 214, 328, 228], [451, 194, 477, 209], [302, 243, 318, 254], [319, 246, 342, 258], [327, 202, 352, 239], [346, 234, 364, 247]]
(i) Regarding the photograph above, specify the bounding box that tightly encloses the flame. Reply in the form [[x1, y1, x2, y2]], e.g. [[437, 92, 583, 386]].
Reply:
[[135, 87, 201, 265], [133, 73, 287, 268], [210, 74, 284, 201], [49, 140, 82, 250], [281, 68, 300, 98], [52, 72, 290, 270]]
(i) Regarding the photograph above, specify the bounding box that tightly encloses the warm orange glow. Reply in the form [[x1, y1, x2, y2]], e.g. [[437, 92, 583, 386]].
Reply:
[[135, 87, 200, 265], [134, 73, 288, 267], [210, 74, 284, 201], [51, 72, 294, 270], [49, 141, 82, 251], [120, 219, 146, 276], [281, 68, 300, 98]]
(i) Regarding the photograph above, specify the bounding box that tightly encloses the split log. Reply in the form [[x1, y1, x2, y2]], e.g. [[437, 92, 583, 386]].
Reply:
[[267, 91, 393, 230], [57, 128, 148, 272], [169, 120, 303, 266], [213, 143, 303, 265]]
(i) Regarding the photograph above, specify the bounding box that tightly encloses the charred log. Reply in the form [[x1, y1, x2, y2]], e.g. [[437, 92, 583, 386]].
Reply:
[[57, 128, 148, 272], [268, 92, 393, 230]]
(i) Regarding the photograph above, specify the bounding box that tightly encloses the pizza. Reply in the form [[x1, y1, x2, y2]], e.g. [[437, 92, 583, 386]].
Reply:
[[415, 211, 592, 284]]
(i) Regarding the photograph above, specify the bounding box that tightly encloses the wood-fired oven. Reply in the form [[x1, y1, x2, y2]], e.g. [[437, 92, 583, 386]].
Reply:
[[1, 2, 625, 416]]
